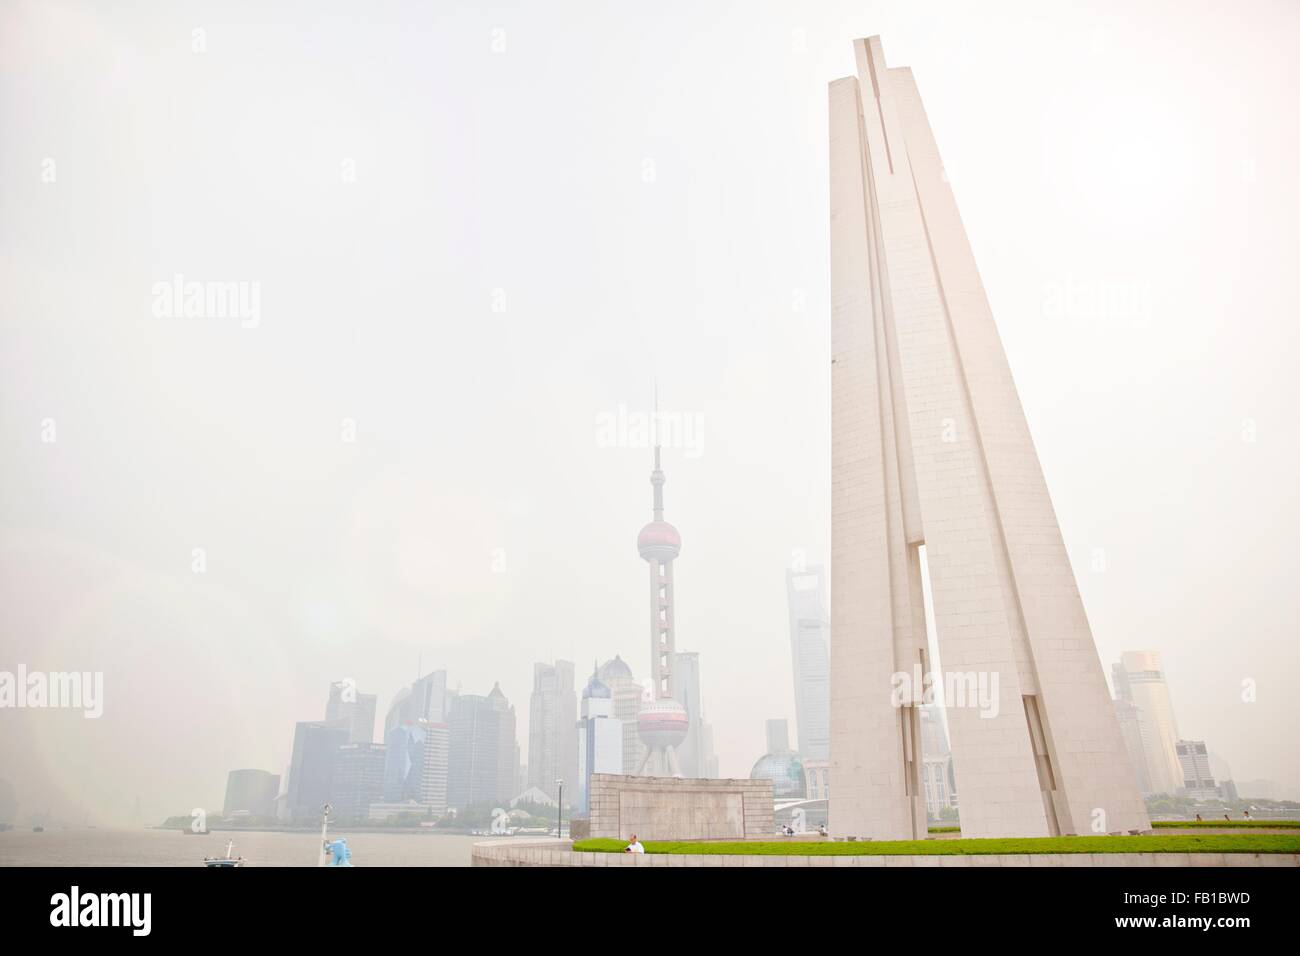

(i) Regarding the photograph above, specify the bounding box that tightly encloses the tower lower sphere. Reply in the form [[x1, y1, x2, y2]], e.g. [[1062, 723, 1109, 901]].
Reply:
[[634, 698, 689, 777]]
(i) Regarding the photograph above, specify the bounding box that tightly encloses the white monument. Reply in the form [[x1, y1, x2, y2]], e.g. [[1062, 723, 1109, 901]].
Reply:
[[828, 37, 1149, 840]]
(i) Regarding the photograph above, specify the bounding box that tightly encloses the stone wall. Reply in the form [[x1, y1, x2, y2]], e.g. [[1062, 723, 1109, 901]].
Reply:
[[587, 774, 774, 841]]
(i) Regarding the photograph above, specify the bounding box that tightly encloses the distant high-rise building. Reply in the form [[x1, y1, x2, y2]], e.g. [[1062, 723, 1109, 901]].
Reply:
[[528, 660, 577, 803], [576, 668, 624, 814], [919, 706, 956, 818], [698, 721, 719, 778], [384, 687, 410, 737], [767, 719, 793, 756], [598, 655, 645, 774], [672, 651, 718, 778], [1113, 652, 1184, 796], [326, 681, 377, 744], [286, 719, 349, 821], [331, 742, 386, 822], [410, 671, 450, 723], [382, 720, 428, 803], [420, 722, 450, 818], [1176, 740, 1219, 802], [222, 769, 280, 818], [447, 683, 517, 811], [787, 565, 830, 761], [1112, 697, 1153, 794], [383, 670, 451, 802], [384, 670, 449, 736]]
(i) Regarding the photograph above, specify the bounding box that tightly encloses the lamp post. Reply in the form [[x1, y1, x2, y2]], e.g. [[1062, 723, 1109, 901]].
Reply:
[[556, 780, 563, 839], [318, 803, 332, 868]]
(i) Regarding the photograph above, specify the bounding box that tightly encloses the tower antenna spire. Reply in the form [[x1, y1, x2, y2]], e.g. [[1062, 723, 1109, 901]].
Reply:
[[653, 382, 659, 443], [651, 384, 665, 520]]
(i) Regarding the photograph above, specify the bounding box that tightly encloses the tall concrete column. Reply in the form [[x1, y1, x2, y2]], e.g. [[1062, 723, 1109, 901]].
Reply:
[[829, 37, 1148, 839]]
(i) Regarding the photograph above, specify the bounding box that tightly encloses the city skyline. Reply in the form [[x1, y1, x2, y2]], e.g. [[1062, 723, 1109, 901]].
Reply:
[[3, 0, 1298, 826]]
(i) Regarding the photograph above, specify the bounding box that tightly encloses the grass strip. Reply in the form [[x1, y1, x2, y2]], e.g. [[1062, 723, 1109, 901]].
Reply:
[[1151, 819, 1300, 828], [572, 834, 1300, 856]]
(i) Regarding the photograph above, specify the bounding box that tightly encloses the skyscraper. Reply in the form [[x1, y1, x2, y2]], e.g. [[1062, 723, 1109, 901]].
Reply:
[[576, 667, 623, 814], [331, 742, 386, 822], [1175, 740, 1218, 801], [527, 660, 578, 803], [446, 683, 517, 811], [828, 37, 1147, 839], [766, 719, 792, 756], [383, 670, 451, 803], [634, 431, 689, 776], [787, 565, 830, 761], [383, 670, 449, 736], [672, 650, 718, 778], [1112, 696, 1153, 795], [409, 670, 450, 724], [598, 655, 646, 775], [326, 681, 377, 745], [420, 722, 450, 818], [382, 720, 429, 803], [286, 719, 349, 821], [698, 721, 719, 778], [1113, 652, 1184, 796]]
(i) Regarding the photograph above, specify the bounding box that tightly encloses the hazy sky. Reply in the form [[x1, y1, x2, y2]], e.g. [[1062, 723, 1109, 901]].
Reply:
[[2, 0, 1297, 823]]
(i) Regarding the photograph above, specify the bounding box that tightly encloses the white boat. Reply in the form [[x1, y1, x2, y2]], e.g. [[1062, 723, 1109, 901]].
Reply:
[[204, 840, 244, 868]]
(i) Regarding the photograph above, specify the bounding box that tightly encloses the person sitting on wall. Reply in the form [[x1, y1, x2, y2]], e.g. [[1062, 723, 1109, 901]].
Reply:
[[624, 834, 645, 853]]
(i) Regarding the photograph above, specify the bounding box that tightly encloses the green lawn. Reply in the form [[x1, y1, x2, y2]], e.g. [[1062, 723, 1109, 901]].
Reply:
[[1152, 819, 1300, 829], [573, 834, 1300, 856], [921, 821, 1298, 836]]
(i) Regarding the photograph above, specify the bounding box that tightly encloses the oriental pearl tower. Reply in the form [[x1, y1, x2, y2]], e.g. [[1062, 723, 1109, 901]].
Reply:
[[634, 424, 690, 777]]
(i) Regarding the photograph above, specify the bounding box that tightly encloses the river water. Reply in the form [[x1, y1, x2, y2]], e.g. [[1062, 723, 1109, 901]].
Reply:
[[0, 828, 482, 867]]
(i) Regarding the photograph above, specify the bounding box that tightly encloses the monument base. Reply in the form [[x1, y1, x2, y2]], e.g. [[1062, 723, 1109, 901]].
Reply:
[[587, 773, 774, 841]]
